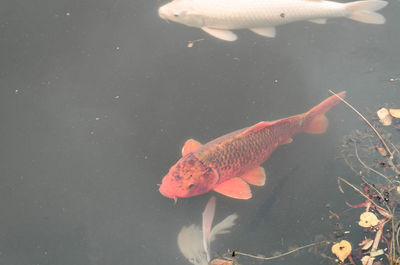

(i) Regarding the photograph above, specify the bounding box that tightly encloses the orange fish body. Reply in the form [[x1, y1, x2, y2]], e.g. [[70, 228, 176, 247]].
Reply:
[[159, 92, 345, 200]]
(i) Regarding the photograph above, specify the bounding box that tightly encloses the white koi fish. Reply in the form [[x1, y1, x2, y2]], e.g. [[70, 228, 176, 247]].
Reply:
[[158, 0, 388, 41]]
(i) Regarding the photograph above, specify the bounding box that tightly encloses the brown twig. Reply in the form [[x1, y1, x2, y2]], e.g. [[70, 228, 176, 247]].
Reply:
[[233, 241, 329, 261], [367, 220, 388, 265]]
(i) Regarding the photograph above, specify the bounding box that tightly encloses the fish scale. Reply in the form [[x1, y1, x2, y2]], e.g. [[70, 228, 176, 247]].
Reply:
[[195, 120, 297, 183], [159, 0, 387, 41], [187, 0, 345, 28], [159, 92, 346, 199]]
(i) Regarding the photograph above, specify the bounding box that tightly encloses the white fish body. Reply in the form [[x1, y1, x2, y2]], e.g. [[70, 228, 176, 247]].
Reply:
[[158, 0, 388, 41]]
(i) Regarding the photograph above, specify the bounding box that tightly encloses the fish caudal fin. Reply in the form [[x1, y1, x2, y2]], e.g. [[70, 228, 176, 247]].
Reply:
[[303, 91, 346, 134], [345, 0, 388, 24]]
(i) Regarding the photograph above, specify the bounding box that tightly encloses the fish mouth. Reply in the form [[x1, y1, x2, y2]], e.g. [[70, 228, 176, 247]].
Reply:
[[159, 183, 175, 199], [158, 6, 170, 23]]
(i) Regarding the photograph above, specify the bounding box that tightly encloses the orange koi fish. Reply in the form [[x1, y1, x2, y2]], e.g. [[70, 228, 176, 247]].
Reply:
[[159, 92, 345, 200]]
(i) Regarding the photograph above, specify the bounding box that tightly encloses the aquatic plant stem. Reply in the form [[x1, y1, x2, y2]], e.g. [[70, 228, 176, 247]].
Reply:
[[233, 241, 329, 261], [367, 220, 386, 265], [328, 90, 400, 175], [355, 143, 394, 186], [348, 254, 357, 265], [337, 177, 389, 215], [328, 90, 391, 156]]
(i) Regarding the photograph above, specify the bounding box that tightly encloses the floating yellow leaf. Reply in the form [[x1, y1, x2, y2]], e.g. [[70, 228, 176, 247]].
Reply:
[[361, 256, 370, 265], [375, 146, 387, 157], [331, 240, 352, 262], [389, 108, 400, 118], [358, 212, 379, 228], [377, 108, 392, 126]]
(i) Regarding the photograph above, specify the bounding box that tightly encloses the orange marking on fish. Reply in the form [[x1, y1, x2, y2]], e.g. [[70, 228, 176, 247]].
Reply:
[[159, 92, 346, 200], [209, 258, 234, 265]]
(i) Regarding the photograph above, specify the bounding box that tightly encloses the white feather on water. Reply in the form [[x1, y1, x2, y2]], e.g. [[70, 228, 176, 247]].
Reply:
[[209, 214, 238, 242], [177, 197, 238, 265], [177, 224, 209, 265]]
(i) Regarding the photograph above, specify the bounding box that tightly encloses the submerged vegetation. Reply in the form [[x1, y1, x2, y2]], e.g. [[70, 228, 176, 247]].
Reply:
[[209, 92, 400, 265], [333, 93, 400, 265], [176, 92, 400, 265]]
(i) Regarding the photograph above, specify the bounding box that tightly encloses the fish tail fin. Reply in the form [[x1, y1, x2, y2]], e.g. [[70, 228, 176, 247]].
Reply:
[[303, 91, 346, 134], [345, 0, 388, 24]]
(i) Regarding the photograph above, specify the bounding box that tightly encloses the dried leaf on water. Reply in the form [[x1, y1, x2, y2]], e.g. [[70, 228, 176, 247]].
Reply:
[[361, 255, 370, 265], [187, 38, 204, 48], [375, 146, 388, 157], [331, 240, 352, 262], [359, 238, 374, 250], [370, 249, 384, 257], [389, 108, 400, 118], [377, 108, 392, 126], [358, 212, 379, 228]]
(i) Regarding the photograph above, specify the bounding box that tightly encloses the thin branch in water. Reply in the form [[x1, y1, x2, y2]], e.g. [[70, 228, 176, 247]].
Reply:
[[233, 241, 329, 261], [360, 177, 392, 216], [367, 220, 388, 265], [337, 177, 389, 215], [354, 143, 394, 186], [328, 90, 392, 158], [329, 90, 400, 175]]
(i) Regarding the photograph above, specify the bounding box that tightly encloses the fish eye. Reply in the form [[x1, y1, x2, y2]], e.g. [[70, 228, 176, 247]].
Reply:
[[188, 184, 194, 189], [173, 13, 179, 17]]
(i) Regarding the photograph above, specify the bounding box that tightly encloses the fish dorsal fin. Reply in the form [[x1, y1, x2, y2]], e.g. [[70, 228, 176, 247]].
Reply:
[[250, 27, 276, 38], [308, 18, 327, 24], [237, 121, 270, 137], [213, 177, 252, 199], [182, 139, 202, 156], [240, 166, 266, 186], [201, 27, 238, 41]]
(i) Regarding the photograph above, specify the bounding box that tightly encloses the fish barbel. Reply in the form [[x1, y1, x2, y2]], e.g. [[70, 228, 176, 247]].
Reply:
[[159, 92, 346, 200], [158, 0, 387, 41]]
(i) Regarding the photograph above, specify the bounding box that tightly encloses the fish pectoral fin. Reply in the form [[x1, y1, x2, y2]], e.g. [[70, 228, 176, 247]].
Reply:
[[240, 167, 266, 186], [308, 18, 327, 24], [213, 177, 252, 199], [201, 27, 238, 42], [181, 139, 202, 156], [249, 27, 276, 38]]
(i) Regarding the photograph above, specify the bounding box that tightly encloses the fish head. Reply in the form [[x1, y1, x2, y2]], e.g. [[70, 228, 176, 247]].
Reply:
[[158, 0, 203, 27], [159, 153, 219, 199]]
